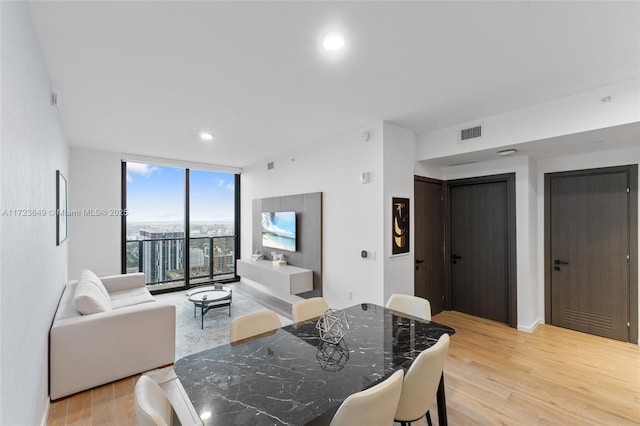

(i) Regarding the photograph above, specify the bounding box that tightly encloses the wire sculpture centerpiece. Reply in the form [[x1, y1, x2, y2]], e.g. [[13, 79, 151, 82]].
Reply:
[[316, 308, 350, 344], [315, 308, 350, 371]]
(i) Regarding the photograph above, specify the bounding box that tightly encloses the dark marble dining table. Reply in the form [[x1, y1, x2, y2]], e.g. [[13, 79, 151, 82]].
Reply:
[[174, 303, 455, 426]]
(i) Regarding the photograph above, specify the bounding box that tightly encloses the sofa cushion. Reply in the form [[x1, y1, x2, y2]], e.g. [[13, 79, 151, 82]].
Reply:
[[79, 269, 111, 301], [54, 282, 83, 321], [110, 287, 156, 309], [73, 279, 112, 315]]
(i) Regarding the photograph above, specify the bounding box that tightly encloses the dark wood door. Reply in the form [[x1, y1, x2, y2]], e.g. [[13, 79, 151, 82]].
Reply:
[[450, 181, 510, 324], [549, 170, 630, 341], [414, 177, 445, 315]]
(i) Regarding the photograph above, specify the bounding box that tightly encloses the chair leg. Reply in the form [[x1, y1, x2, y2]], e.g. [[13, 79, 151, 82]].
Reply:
[[426, 411, 433, 426], [425, 411, 433, 426]]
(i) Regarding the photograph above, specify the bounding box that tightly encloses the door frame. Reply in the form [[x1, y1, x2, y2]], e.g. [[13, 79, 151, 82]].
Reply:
[[544, 165, 638, 343], [414, 175, 446, 314], [445, 173, 518, 328]]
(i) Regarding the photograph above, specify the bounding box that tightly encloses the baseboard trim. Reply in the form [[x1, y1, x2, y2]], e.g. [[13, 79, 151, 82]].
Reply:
[[41, 397, 50, 426], [518, 318, 543, 333]]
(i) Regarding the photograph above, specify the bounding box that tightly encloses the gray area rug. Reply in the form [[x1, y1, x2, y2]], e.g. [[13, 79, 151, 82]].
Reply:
[[155, 286, 293, 360]]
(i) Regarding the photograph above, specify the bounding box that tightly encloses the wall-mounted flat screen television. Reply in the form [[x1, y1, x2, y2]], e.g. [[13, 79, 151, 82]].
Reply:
[[261, 211, 296, 252]]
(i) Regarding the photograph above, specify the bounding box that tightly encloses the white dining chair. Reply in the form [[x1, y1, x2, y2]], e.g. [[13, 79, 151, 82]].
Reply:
[[230, 310, 281, 343], [386, 293, 432, 321], [394, 333, 450, 426], [330, 369, 404, 426], [292, 297, 330, 323], [134, 375, 175, 426]]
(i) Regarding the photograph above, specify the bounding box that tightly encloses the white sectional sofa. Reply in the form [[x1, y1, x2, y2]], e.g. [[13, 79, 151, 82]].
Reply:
[[49, 271, 176, 400]]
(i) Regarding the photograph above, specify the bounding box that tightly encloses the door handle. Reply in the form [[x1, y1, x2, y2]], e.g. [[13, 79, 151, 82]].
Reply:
[[554, 259, 569, 271], [451, 254, 462, 264], [416, 259, 425, 264]]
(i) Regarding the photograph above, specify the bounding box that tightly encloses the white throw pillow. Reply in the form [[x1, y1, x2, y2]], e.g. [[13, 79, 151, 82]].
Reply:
[[73, 279, 112, 315], [79, 269, 110, 301]]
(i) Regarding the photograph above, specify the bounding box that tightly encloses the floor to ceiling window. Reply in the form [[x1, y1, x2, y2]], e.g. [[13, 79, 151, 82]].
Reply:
[[123, 161, 239, 291], [188, 169, 237, 285]]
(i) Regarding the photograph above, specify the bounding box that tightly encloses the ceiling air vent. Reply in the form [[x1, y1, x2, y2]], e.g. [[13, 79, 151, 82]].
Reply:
[[267, 161, 274, 170], [460, 125, 482, 141]]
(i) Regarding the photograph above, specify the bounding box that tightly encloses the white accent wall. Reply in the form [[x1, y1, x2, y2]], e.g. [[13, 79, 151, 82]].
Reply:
[[241, 122, 384, 307], [242, 122, 416, 308], [382, 123, 416, 303], [1, 3, 69, 424], [68, 148, 122, 278]]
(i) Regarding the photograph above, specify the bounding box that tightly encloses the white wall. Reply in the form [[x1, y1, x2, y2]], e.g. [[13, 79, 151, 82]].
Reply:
[[416, 79, 639, 162], [1, 6, 4, 420], [242, 122, 409, 308], [383, 123, 416, 303], [68, 148, 122, 278], [1, 3, 69, 424], [526, 157, 540, 331], [414, 161, 443, 181]]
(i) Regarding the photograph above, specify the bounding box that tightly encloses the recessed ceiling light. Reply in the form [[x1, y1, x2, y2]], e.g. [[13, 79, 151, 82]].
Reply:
[[497, 149, 517, 156], [199, 131, 214, 141], [601, 96, 612, 103], [323, 33, 345, 51]]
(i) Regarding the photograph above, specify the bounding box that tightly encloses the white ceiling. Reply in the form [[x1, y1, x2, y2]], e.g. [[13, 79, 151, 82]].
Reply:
[[28, 1, 640, 169]]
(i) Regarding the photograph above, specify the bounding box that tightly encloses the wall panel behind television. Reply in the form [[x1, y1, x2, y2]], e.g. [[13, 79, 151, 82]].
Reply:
[[252, 192, 322, 298]]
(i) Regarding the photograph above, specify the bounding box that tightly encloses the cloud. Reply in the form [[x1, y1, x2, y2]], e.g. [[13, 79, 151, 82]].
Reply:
[[126, 162, 159, 182], [215, 178, 234, 191]]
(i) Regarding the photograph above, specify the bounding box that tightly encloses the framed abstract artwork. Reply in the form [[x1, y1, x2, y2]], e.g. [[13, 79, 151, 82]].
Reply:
[[391, 197, 409, 255]]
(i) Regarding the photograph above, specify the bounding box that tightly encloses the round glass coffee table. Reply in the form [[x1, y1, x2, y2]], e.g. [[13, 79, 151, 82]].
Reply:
[[187, 287, 232, 329]]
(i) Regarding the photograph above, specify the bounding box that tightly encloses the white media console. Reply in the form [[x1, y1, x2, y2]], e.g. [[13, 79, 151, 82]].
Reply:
[[236, 259, 313, 295]]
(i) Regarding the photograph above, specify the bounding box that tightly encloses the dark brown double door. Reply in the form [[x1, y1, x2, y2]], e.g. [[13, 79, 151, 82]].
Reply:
[[546, 166, 637, 342], [414, 174, 516, 326]]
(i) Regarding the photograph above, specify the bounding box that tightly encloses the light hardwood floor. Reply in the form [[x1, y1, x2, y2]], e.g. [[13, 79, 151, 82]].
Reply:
[[47, 311, 640, 425], [436, 311, 639, 425]]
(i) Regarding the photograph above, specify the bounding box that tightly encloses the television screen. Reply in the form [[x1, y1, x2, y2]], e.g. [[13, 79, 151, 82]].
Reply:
[[261, 211, 296, 252]]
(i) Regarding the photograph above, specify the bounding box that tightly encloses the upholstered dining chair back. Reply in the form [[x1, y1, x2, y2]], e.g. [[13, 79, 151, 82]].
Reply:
[[292, 297, 330, 323], [330, 369, 404, 426], [134, 375, 174, 426], [386, 293, 432, 321], [394, 333, 450, 425], [230, 310, 281, 343]]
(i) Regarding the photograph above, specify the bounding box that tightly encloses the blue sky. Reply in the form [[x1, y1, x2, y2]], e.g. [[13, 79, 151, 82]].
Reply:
[[126, 162, 235, 224]]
